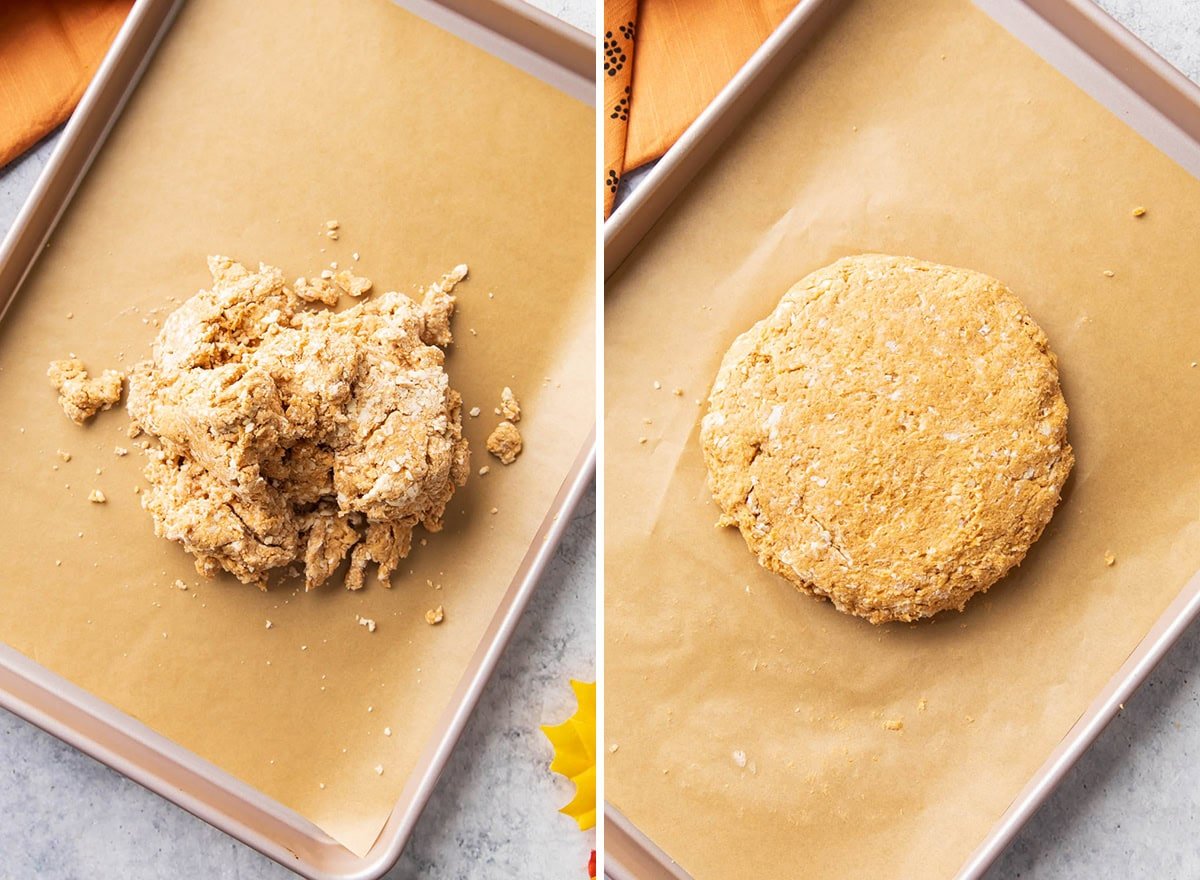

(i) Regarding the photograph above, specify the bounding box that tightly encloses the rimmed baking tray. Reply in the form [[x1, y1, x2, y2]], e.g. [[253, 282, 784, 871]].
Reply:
[[603, 0, 1200, 876], [0, 1, 594, 878]]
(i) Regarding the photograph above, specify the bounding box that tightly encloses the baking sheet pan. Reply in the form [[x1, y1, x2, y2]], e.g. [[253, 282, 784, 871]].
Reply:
[[603, 0, 1200, 876], [0, 0, 595, 876]]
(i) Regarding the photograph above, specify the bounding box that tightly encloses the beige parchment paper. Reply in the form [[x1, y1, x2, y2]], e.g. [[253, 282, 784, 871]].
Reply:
[[604, 0, 1200, 876], [0, 0, 593, 857]]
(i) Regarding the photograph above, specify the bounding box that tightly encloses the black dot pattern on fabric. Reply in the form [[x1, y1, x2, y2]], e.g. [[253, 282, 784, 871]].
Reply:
[[609, 85, 631, 121], [603, 23, 633, 77], [606, 169, 620, 194]]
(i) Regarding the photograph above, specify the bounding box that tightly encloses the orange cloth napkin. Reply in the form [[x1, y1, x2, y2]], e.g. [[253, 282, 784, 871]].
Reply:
[[0, 0, 133, 169], [603, 0, 802, 215], [603, 0, 638, 218]]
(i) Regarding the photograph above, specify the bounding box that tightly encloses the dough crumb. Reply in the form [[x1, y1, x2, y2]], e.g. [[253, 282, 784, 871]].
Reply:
[[918, 697, 928, 712], [1102, 269, 1115, 278], [478, 465, 490, 476], [883, 719, 904, 731], [114, 446, 129, 457], [1131, 206, 1147, 217], [384, 726, 392, 736], [265, 620, 273, 629], [468, 406, 481, 418], [731, 749, 747, 768], [174, 579, 188, 591], [47, 359, 124, 424], [56, 449, 72, 462], [486, 421, 522, 464], [499, 386, 521, 422], [356, 614, 377, 633], [1104, 550, 1116, 567], [374, 765, 384, 775], [88, 489, 106, 504], [425, 605, 445, 625]]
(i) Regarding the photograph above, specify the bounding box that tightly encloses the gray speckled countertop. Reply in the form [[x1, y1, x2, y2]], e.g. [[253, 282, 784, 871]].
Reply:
[[0, 1, 595, 879]]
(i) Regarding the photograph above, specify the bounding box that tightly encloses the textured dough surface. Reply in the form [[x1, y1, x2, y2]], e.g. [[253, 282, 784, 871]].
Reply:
[[127, 256, 470, 590], [700, 254, 1073, 623]]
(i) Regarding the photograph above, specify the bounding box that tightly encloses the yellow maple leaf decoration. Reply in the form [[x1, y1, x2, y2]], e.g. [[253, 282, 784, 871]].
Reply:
[[541, 679, 596, 831]]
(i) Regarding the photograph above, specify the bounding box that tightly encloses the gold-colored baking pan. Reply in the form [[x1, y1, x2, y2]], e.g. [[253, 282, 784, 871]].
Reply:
[[604, 0, 1200, 876], [0, 1, 595, 877]]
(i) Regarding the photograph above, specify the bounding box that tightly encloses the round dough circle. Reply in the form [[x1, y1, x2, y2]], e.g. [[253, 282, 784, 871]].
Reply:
[[700, 254, 1073, 623]]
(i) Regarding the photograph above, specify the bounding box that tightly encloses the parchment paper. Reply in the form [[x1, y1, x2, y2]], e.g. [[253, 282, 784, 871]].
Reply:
[[604, 0, 1200, 876], [0, 0, 593, 857]]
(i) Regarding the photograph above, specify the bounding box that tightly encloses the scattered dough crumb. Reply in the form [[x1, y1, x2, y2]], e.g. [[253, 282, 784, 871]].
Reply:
[[1131, 206, 1146, 217], [114, 446, 129, 457], [609, 743, 619, 753], [468, 406, 481, 417], [672, 387, 684, 396], [918, 697, 928, 712], [425, 605, 445, 625], [883, 719, 904, 731], [490, 507, 498, 515], [56, 449, 72, 462], [47, 359, 124, 424], [173, 579, 188, 591], [731, 749, 747, 768], [374, 765, 384, 775], [478, 465, 490, 476], [88, 489, 106, 504], [1102, 270, 1114, 278], [499, 386, 521, 422], [265, 620, 274, 629], [653, 380, 662, 390], [486, 421, 522, 464], [356, 614, 377, 633], [1104, 550, 1116, 567]]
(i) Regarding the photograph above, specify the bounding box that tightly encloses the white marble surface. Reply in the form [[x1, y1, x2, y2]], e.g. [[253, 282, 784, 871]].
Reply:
[[614, 2, 1200, 879], [0, 0, 596, 878]]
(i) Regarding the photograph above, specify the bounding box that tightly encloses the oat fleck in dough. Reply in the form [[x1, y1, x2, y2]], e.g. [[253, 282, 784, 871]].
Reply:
[[47, 359, 124, 424], [126, 257, 470, 591], [700, 254, 1073, 624], [487, 421, 523, 464]]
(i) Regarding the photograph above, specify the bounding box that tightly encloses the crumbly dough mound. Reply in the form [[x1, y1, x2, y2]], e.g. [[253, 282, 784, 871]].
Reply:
[[127, 256, 470, 590], [700, 254, 1073, 623], [47, 359, 124, 424]]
